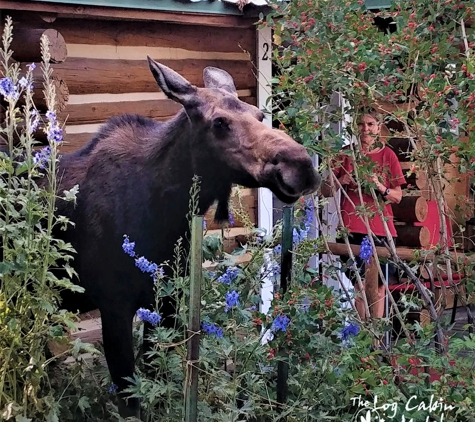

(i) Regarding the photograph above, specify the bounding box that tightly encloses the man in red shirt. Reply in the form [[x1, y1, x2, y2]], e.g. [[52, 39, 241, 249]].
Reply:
[[322, 108, 405, 319]]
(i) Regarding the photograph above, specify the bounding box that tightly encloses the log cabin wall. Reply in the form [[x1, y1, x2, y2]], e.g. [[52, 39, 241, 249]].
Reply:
[[387, 134, 472, 251], [1, 5, 259, 248]]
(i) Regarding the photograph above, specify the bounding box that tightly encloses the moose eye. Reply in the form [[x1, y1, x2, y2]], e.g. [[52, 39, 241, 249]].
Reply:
[[213, 117, 229, 131]]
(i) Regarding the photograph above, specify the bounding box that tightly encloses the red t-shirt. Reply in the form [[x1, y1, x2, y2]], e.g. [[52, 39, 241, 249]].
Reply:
[[333, 146, 405, 237]]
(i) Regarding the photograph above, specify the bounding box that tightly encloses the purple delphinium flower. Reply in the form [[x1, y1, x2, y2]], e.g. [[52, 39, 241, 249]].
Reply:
[[33, 146, 51, 170], [136, 308, 162, 326], [108, 383, 118, 394], [359, 236, 373, 264], [46, 110, 56, 121], [47, 125, 63, 143], [224, 290, 239, 312], [0, 77, 19, 101], [27, 63, 36, 71], [45, 110, 63, 143], [301, 296, 310, 312], [202, 321, 223, 338], [293, 227, 308, 245], [228, 210, 235, 227], [272, 314, 290, 332], [18, 77, 28, 88], [153, 266, 165, 282], [340, 323, 360, 341], [122, 236, 161, 280], [18, 76, 33, 91], [135, 256, 158, 274], [122, 236, 136, 257], [217, 266, 239, 284], [274, 244, 282, 254], [304, 198, 314, 226], [269, 262, 281, 278], [30, 109, 40, 134]]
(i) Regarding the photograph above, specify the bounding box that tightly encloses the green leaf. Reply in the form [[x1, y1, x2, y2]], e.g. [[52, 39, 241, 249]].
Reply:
[[15, 417, 32, 422], [63, 184, 79, 202], [77, 396, 90, 413], [55, 278, 84, 293], [15, 161, 30, 176], [0, 261, 13, 274]]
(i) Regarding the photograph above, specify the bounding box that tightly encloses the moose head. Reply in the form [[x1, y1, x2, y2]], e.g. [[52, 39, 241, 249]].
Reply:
[[147, 57, 321, 206]]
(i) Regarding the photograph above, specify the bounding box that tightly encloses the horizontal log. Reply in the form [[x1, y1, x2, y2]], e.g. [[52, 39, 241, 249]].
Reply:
[[387, 137, 414, 162], [62, 99, 180, 125], [393, 196, 428, 223], [1, 3, 258, 28], [51, 58, 255, 95], [396, 225, 431, 248], [325, 241, 475, 263], [19, 18, 255, 55], [60, 96, 256, 125], [11, 28, 67, 63], [32, 75, 69, 113]]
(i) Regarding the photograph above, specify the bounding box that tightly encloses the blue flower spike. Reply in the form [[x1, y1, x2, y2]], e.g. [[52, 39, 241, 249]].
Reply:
[[0, 77, 19, 101], [33, 146, 51, 170], [217, 266, 239, 285], [108, 383, 118, 394], [340, 323, 360, 341], [202, 321, 224, 338], [272, 314, 290, 332], [136, 308, 162, 326], [359, 236, 373, 264], [122, 235, 136, 257], [225, 290, 239, 312]]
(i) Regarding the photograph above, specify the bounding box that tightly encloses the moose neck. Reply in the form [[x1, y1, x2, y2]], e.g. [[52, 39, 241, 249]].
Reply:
[[148, 110, 232, 218]]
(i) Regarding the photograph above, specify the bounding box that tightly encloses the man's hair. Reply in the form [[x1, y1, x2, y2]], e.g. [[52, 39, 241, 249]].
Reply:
[[356, 106, 384, 124]]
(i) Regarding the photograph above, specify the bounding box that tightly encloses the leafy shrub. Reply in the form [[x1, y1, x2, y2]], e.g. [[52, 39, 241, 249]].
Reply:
[[0, 17, 81, 420]]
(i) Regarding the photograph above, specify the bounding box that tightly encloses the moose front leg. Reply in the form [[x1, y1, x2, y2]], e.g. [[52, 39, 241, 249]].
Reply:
[[101, 308, 140, 418]]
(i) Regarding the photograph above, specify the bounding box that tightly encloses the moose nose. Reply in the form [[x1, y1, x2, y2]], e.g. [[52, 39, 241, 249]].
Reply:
[[271, 150, 321, 194], [301, 163, 321, 194]]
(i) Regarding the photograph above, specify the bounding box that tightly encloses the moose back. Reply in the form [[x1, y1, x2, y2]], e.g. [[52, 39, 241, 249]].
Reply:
[[55, 57, 321, 417]]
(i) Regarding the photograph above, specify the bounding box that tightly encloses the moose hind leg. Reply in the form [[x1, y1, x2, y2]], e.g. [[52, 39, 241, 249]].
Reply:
[[101, 309, 140, 418]]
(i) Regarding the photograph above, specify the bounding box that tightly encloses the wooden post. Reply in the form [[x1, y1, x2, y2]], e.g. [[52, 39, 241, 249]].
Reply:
[[365, 258, 379, 319], [185, 215, 203, 422], [11, 28, 67, 63], [277, 205, 293, 407]]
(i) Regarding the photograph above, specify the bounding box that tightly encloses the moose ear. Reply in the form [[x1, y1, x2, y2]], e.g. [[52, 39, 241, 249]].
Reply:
[[203, 67, 238, 96], [148, 56, 197, 105]]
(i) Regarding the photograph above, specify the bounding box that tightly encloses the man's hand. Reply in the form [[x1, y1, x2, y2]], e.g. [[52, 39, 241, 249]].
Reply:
[[339, 173, 354, 186]]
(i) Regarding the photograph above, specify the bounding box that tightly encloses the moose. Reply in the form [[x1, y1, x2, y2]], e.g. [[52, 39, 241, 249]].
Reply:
[[54, 58, 321, 417]]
